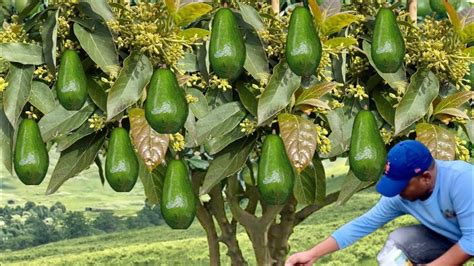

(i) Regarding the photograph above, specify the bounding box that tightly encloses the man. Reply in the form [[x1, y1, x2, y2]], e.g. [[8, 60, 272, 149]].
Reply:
[[285, 140, 473, 265]]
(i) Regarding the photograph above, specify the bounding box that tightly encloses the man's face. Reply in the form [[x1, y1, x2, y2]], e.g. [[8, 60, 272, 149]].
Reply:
[[399, 172, 432, 201]]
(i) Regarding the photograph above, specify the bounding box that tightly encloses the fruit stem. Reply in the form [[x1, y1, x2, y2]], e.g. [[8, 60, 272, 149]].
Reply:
[[175, 154, 180, 160]]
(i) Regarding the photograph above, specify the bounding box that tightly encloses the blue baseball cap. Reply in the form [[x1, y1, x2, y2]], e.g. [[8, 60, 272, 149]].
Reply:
[[376, 140, 433, 197]]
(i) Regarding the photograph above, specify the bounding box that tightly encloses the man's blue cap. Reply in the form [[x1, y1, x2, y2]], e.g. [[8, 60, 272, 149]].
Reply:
[[376, 140, 433, 197]]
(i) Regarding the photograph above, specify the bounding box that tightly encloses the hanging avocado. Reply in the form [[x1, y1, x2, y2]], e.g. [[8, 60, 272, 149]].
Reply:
[[14, 118, 49, 185], [105, 127, 139, 192], [418, 0, 434, 17], [56, 49, 88, 110], [349, 110, 387, 181], [257, 134, 295, 205], [161, 159, 197, 229], [145, 68, 188, 134], [371, 8, 405, 73], [209, 8, 246, 81], [286, 6, 322, 77], [429, 0, 459, 16]]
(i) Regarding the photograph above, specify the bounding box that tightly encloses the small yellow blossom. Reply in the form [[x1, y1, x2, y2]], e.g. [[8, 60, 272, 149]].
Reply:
[[0, 77, 8, 92], [239, 118, 257, 135], [169, 132, 185, 152], [88, 114, 106, 132]]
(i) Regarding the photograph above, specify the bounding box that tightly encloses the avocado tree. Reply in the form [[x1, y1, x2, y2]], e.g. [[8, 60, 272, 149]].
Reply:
[[0, 0, 472, 265]]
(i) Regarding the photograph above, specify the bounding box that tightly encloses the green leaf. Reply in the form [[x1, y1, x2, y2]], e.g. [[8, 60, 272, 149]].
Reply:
[[257, 61, 301, 126], [278, 113, 318, 173], [29, 81, 56, 115], [38, 101, 95, 142], [0, 43, 44, 65], [321, 0, 342, 17], [363, 41, 407, 93], [372, 90, 395, 126], [461, 23, 474, 43], [433, 91, 473, 115], [87, 78, 107, 112], [186, 88, 209, 119], [199, 135, 257, 195], [177, 52, 199, 73], [178, 28, 210, 41], [295, 155, 326, 205], [73, 22, 120, 76], [465, 46, 474, 57], [174, 3, 212, 26], [138, 157, 166, 206], [0, 101, 13, 174], [336, 170, 373, 206], [46, 132, 106, 194], [164, 0, 178, 14], [41, 9, 59, 72], [129, 108, 169, 171], [325, 37, 357, 48], [443, 0, 462, 32], [106, 52, 152, 121], [313, 154, 326, 205], [95, 156, 105, 185], [79, 0, 115, 22], [238, 3, 265, 31], [196, 102, 246, 145], [394, 69, 439, 136], [309, 0, 324, 26], [184, 112, 199, 148], [204, 125, 247, 155], [324, 103, 360, 158], [236, 83, 258, 117], [295, 82, 336, 107], [416, 123, 456, 160], [55, 120, 96, 151], [3, 63, 33, 127], [435, 108, 470, 120], [322, 13, 361, 36], [464, 120, 474, 142], [244, 31, 270, 83]]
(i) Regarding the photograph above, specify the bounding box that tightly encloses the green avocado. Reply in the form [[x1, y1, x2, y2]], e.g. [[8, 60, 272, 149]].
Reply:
[[209, 8, 246, 81], [14, 118, 49, 185], [161, 159, 196, 229], [144, 68, 188, 134], [371, 8, 405, 73], [418, 0, 434, 17], [257, 134, 295, 205], [429, 0, 459, 15], [349, 110, 387, 182], [286, 6, 322, 77], [57, 49, 88, 110], [105, 127, 139, 192]]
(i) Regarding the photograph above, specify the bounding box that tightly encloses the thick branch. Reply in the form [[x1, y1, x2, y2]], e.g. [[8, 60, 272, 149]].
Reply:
[[226, 175, 258, 227], [294, 191, 340, 226]]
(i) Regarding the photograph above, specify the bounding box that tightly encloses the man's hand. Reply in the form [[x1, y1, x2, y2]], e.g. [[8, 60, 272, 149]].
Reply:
[[285, 250, 318, 266]]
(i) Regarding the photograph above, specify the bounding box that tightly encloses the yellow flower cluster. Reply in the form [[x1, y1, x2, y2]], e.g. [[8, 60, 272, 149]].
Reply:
[[257, 4, 290, 59], [0, 19, 28, 43], [330, 99, 344, 109], [88, 114, 106, 132], [185, 94, 198, 104], [379, 128, 393, 145], [348, 55, 369, 77], [210, 75, 232, 91], [239, 118, 257, 135], [34, 66, 54, 84], [0, 77, 8, 92], [169, 132, 185, 152], [347, 84, 368, 101], [185, 73, 207, 89], [455, 136, 470, 161], [107, 2, 197, 69], [316, 124, 331, 155], [403, 16, 471, 90]]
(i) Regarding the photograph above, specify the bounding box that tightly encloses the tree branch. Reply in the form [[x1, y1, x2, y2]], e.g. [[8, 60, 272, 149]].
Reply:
[[294, 191, 340, 226], [225, 175, 258, 227]]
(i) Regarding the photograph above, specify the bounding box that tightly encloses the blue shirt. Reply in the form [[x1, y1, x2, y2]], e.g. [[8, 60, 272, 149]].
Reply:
[[331, 159, 474, 255]]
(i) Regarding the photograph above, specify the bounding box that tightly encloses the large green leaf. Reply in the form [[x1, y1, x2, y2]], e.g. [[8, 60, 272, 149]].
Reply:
[[184, 112, 198, 148], [278, 113, 318, 173], [372, 90, 395, 126], [257, 61, 301, 126], [178, 28, 210, 42], [0, 101, 13, 174], [55, 121, 96, 152], [324, 103, 359, 158], [177, 52, 199, 72], [322, 13, 361, 36], [363, 41, 407, 92], [3, 63, 33, 127], [174, 3, 212, 26], [79, 0, 115, 22], [73, 22, 120, 76], [129, 108, 169, 171], [46, 132, 106, 194], [186, 88, 209, 119], [464, 120, 474, 143], [236, 83, 258, 117], [416, 123, 456, 160], [138, 156, 166, 206], [325, 37, 357, 48], [41, 9, 58, 72], [394, 69, 439, 135], [433, 91, 473, 115], [38, 101, 95, 142], [295, 82, 336, 107], [204, 125, 247, 155], [294, 155, 326, 205], [196, 102, 246, 145], [87, 78, 107, 112], [244, 31, 270, 83], [238, 3, 265, 31], [106, 52, 152, 121], [200, 135, 257, 195], [336, 170, 373, 206], [29, 81, 56, 115], [0, 43, 44, 65]]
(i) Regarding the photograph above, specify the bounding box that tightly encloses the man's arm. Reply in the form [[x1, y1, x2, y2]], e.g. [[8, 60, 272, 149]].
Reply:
[[307, 236, 340, 259], [426, 243, 472, 266]]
